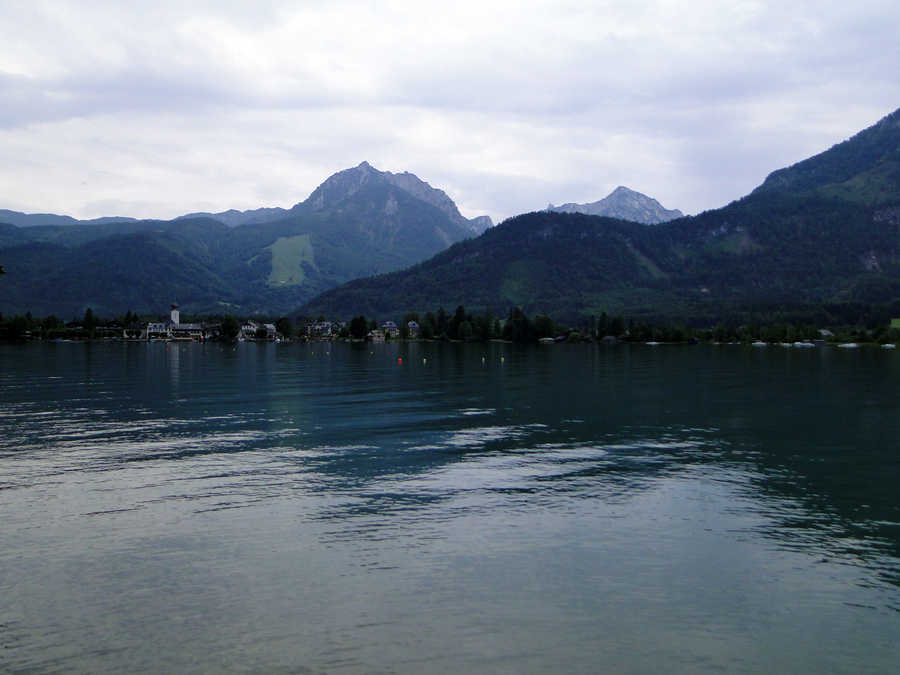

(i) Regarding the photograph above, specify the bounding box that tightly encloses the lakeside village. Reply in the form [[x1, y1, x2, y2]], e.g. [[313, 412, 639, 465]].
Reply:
[[1, 304, 403, 344], [3, 302, 900, 348]]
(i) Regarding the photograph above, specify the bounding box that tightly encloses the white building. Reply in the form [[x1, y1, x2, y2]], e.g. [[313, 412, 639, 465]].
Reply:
[[382, 321, 400, 339], [143, 303, 203, 341], [309, 321, 333, 338]]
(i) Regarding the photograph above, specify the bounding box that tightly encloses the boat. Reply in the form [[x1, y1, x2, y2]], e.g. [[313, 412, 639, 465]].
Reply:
[[882, 343, 896, 349], [752, 341, 767, 347], [837, 343, 859, 349]]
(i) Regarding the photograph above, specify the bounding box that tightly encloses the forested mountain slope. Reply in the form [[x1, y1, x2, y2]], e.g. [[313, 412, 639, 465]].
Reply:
[[0, 164, 483, 317], [302, 107, 900, 322]]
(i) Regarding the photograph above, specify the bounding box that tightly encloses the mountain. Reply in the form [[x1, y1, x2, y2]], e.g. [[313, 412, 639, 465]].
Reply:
[[3, 163, 493, 234], [0, 209, 139, 227], [0, 218, 237, 318], [752, 107, 900, 205], [174, 207, 290, 227], [468, 215, 493, 232], [547, 186, 683, 224], [175, 162, 493, 233], [302, 107, 900, 323], [301, 162, 492, 234], [380, 167, 493, 234], [300, 211, 675, 321], [0, 163, 483, 317]]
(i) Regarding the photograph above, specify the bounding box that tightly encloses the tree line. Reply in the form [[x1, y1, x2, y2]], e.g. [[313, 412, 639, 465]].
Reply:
[[3, 303, 899, 345]]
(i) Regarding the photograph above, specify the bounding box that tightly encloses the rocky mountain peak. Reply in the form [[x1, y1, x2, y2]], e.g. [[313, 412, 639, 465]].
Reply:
[[548, 186, 683, 224], [382, 168, 492, 233], [301, 162, 492, 233], [302, 162, 384, 212]]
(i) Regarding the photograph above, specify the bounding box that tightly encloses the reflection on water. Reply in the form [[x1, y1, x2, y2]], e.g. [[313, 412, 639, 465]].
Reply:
[[1, 341, 899, 673]]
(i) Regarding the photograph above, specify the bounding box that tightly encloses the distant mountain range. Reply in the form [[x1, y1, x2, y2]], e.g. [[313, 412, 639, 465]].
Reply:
[[0, 163, 492, 317], [2, 161, 494, 235], [6, 106, 900, 324], [547, 186, 683, 224], [302, 107, 900, 322], [0, 210, 139, 228]]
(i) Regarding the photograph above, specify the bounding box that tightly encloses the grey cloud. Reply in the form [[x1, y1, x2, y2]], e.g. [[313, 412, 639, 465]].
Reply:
[[0, 0, 898, 222]]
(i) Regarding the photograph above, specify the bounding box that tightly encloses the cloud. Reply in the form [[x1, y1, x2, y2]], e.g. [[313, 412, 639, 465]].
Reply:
[[0, 0, 898, 222]]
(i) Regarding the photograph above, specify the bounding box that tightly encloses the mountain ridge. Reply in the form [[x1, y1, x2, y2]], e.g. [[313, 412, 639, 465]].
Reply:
[[175, 207, 290, 227], [301, 106, 900, 322], [548, 186, 683, 224], [0, 209, 139, 228], [753, 108, 900, 202], [0, 164, 486, 317], [3, 162, 493, 233]]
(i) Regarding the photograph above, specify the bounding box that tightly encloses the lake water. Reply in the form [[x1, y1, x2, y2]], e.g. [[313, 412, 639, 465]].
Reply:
[[1, 341, 898, 673]]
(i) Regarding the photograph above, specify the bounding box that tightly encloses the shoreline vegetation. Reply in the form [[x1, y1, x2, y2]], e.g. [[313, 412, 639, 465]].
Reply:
[[2, 304, 899, 347]]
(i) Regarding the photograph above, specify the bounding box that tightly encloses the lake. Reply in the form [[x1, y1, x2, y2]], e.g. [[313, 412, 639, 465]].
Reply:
[[1, 340, 898, 673]]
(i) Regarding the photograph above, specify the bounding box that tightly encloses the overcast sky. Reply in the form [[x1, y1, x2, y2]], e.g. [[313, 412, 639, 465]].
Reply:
[[1, 0, 898, 224]]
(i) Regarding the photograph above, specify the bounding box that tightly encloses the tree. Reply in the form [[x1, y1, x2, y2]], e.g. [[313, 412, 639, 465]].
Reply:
[[349, 316, 368, 340], [7, 314, 29, 340], [503, 307, 535, 343], [420, 320, 435, 340], [83, 308, 97, 338], [275, 317, 293, 339], [533, 314, 556, 339], [609, 315, 625, 337], [436, 307, 448, 338], [472, 313, 494, 341], [221, 315, 240, 341], [423, 312, 437, 339], [41, 315, 62, 338], [450, 305, 467, 339]]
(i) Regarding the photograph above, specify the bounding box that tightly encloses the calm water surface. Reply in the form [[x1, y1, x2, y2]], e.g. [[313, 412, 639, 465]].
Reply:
[[1, 341, 898, 673]]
